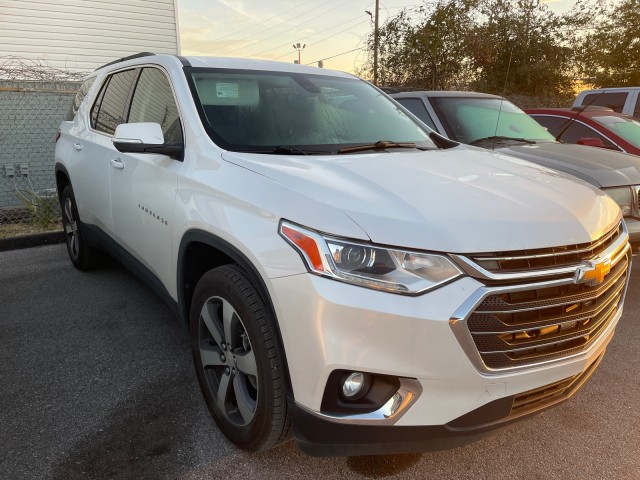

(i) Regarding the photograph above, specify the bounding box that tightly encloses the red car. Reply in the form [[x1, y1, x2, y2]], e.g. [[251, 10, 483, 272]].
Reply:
[[527, 107, 640, 156]]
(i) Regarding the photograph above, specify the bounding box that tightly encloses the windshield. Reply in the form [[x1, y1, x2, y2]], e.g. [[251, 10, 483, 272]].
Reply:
[[186, 68, 434, 153], [592, 115, 640, 148], [431, 97, 556, 144]]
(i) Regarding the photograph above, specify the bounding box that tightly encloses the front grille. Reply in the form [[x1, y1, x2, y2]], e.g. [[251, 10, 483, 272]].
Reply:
[[466, 251, 629, 370], [510, 353, 603, 417], [470, 222, 623, 274]]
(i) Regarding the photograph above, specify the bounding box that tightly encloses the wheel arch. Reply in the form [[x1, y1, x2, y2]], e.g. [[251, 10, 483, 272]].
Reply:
[[55, 163, 71, 201], [177, 229, 294, 397]]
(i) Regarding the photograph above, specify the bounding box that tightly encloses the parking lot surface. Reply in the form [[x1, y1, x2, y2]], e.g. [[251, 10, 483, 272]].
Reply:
[[1, 244, 639, 480]]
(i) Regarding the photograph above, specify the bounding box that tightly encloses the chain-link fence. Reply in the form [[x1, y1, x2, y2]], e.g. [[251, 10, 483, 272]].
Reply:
[[0, 79, 80, 239]]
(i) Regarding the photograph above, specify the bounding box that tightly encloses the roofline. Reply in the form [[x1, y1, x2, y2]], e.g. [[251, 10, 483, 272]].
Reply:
[[390, 90, 503, 99], [94, 52, 192, 72]]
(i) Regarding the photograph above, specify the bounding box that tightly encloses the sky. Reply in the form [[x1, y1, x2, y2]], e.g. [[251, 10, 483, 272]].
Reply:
[[175, 0, 583, 74]]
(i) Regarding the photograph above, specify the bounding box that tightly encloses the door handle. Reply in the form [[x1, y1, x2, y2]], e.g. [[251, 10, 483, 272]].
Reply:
[[110, 158, 125, 170], [73, 143, 83, 151]]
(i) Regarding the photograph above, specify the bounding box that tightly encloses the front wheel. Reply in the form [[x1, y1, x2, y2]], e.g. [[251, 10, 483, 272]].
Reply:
[[190, 265, 290, 451]]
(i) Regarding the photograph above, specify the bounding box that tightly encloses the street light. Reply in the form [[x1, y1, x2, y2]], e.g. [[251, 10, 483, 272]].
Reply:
[[292, 42, 306, 64]]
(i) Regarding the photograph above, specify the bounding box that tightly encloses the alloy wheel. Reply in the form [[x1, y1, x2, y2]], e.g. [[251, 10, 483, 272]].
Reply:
[[198, 296, 259, 426], [63, 197, 79, 260]]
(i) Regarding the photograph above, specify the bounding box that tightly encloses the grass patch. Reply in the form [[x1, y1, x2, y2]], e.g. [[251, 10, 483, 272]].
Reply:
[[0, 221, 62, 239]]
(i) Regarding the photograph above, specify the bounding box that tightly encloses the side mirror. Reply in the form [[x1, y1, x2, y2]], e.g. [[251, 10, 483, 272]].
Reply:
[[112, 122, 183, 160], [577, 137, 606, 148]]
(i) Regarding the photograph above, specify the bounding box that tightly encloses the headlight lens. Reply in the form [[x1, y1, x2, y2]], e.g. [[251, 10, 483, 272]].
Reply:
[[280, 221, 463, 294], [605, 187, 633, 216]]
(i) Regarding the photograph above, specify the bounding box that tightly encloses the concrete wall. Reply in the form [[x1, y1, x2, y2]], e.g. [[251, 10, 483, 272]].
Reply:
[[0, 0, 180, 73], [0, 80, 79, 208]]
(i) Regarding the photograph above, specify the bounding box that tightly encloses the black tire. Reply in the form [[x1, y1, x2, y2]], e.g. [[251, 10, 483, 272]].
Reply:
[[190, 265, 290, 451], [60, 185, 104, 270]]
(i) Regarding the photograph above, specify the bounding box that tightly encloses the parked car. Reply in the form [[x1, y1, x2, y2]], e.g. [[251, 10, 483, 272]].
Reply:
[[573, 87, 640, 119], [55, 54, 630, 456], [527, 107, 640, 156], [390, 91, 640, 248]]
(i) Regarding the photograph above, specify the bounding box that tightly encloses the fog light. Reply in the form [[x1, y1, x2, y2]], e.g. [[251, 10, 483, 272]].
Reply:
[[342, 372, 367, 399]]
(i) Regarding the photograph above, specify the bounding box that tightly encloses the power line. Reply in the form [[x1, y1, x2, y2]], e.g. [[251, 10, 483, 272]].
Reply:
[[216, 1, 349, 56], [249, 12, 370, 58], [305, 47, 363, 66], [186, 0, 323, 52], [271, 18, 370, 61]]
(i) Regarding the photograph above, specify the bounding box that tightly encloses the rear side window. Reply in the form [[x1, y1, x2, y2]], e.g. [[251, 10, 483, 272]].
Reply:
[[128, 68, 182, 143], [91, 69, 137, 135], [582, 92, 628, 113], [395, 98, 437, 131], [634, 95, 640, 118], [64, 77, 95, 121], [534, 115, 618, 150]]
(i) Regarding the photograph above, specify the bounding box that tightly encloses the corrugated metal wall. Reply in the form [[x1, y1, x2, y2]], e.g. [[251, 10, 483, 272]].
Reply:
[[0, 0, 180, 72]]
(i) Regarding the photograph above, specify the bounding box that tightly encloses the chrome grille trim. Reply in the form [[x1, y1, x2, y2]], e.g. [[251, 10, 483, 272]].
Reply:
[[472, 224, 622, 262], [473, 280, 625, 336], [451, 221, 627, 281], [476, 298, 621, 355], [449, 229, 631, 374]]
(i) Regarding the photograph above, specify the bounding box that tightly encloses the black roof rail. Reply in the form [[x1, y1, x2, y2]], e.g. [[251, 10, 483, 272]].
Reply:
[[94, 52, 156, 71]]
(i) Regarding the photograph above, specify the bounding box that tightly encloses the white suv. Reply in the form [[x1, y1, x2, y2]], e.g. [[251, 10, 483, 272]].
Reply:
[[55, 53, 630, 456]]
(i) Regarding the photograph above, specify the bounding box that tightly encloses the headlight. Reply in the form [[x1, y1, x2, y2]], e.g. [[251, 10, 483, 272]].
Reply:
[[605, 187, 633, 216], [280, 221, 463, 294]]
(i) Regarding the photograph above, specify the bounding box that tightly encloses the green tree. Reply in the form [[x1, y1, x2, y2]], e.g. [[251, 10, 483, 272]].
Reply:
[[363, 0, 577, 102], [468, 0, 574, 98], [365, 0, 477, 89], [576, 0, 640, 87]]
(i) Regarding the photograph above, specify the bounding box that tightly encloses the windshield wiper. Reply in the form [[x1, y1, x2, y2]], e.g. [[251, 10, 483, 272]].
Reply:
[[272, 146, 311, 155], [337, 140, 426, 154], [237, 146, 331, 155], [469, 136, 537, 146]]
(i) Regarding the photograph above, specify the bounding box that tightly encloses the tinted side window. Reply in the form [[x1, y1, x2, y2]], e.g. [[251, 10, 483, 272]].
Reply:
[[90, 78, 109, 129], [64, 77, 95, 121], [582, 92, 628, 113], [564, 122, 617, 149], [535, 116, 618, 149], [634, 95, 640, 118], [531, 115, 564, 136], [94, 69, 137, 135], [395, 98, 437, 130], [128, 68, 182, 143]]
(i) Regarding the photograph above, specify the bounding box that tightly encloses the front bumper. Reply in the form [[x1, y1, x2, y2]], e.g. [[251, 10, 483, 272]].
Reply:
[[290, 351, 605, 456], [269, 263, 622, 455]]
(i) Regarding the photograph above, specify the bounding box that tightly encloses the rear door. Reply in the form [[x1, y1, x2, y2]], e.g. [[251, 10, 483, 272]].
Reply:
[[73, 69, 137, 234], [109, 67, 183, 288]]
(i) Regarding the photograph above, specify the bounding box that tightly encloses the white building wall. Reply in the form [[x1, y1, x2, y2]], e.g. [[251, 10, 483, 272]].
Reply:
[[0, 0, 180, 72]]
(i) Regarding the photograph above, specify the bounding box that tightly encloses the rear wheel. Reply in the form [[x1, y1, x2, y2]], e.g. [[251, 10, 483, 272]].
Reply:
[[190, 265, 290, 451], [60, 185, 104, 270]]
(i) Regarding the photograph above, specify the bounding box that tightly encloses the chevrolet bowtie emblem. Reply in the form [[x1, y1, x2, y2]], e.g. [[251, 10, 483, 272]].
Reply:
[[574, 258, 612, 286]]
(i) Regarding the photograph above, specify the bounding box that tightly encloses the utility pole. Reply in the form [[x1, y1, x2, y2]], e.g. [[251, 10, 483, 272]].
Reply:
[[373, 0, 379, 85], [292, 42, 306, 65]]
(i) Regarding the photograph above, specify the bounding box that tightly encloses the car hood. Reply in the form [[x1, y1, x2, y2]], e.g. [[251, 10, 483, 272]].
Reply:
[[222, 147, 620, 253], [498, 142, 640, 188]]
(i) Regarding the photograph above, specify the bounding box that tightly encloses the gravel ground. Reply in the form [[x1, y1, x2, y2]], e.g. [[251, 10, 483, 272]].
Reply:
[[1, 244, 639, 480]]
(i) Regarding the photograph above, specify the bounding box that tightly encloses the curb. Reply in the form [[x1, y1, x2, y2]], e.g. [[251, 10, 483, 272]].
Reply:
[[0, 231, 65, 252]]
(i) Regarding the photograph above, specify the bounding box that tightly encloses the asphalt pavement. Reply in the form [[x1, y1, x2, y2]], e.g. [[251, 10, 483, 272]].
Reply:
[[1, 244, 639, 480]]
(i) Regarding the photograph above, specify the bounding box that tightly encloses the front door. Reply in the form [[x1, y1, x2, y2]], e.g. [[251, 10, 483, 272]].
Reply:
[[109, 67, 183, 289]]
